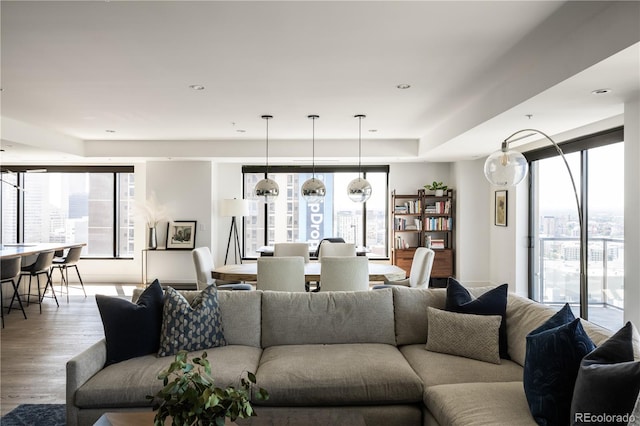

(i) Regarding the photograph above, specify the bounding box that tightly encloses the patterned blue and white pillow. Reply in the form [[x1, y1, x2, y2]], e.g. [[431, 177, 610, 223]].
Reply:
[[158, 285, 226, 357]]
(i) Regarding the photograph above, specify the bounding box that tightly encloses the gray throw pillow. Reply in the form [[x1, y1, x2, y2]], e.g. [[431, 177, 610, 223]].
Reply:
[[425, 307, 502, 364], [158, 285, 226, 357]]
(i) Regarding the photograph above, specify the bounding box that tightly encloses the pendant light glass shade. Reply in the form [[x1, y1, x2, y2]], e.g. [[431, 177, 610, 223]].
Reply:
[[301, 115, 326, 203], [254, 115, 279, 203], [347, 114, 371, 203], [483, 142, 528, 187]]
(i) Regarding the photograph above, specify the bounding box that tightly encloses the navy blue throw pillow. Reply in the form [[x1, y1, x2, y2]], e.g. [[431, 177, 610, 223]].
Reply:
[[524, 307, 595, 426], [445, 277, 509, 359], [570, 322, 640, 426], [96, 279, 164, 366]]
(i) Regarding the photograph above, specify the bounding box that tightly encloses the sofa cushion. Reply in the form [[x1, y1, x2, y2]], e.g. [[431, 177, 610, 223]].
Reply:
[[158, 286, 226, 356], [426, 307, 502, 364], [96, 279, 164, 366], [255, 343, 423, 406], [400, 344, 523, 389], [261, 289, 396, 347], [506, 294, 612, 366], [524, 308, 595, 426], [446, 278, 509, 359], [571, 322, 640, 425], [75, 345, 263, 408], [425, 382, 537, 426]]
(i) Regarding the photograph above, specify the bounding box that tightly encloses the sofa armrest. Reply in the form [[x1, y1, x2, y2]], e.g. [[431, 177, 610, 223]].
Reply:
[[66, 339, 107, 426]]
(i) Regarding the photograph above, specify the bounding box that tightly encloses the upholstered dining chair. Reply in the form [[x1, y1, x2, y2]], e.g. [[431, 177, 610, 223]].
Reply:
[[318, 256, 369, 292], [257, 256, 306, 292], [313, 237, 345, 258], [1, 256, 27, 327], [318, 242, 356, 261], [17, 250, 58, 313], [273, 243, 310, 263], [383, 247, 435, 289], [51, 245, 86, 302], [191, 247, 252, 291]]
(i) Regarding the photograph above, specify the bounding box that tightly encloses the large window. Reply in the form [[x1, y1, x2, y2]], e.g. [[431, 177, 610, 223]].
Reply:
[[527, 127, 624, 329], [242, 166, 389, 258], [1, 166, 135, 258]]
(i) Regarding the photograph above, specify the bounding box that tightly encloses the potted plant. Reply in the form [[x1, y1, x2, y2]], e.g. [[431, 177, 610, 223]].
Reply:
[[425, 181, 448, 197], [147, 350, 269, 426]]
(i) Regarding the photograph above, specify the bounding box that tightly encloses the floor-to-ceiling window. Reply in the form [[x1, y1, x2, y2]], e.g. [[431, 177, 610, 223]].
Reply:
[[527, 127, 624, 330], [0, 166, 135, 258], [242, 165, 389, 259]]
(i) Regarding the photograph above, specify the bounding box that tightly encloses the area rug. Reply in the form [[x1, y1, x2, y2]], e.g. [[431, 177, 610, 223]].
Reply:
[[0, 404, 65, 426]]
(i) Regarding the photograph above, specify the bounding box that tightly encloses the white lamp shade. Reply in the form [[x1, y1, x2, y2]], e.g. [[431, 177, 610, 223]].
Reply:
[[483, 148, 529, 187], [347, 177, 372, 203], [220, 199, 250, 217]]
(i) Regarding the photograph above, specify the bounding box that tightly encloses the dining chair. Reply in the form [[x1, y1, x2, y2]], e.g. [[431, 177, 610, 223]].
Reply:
[[51, 245, 86, 302], [257, 257, 306, 292], [313, 237, 346, 258], [383, 247, 435, 289], [273, 243, 310, 263], [318, 256, 369, 292], [16, 250, 58, 313], [191, 247, 252, 291], [318, 242, 356, 261], [1, 256, 27, 327]]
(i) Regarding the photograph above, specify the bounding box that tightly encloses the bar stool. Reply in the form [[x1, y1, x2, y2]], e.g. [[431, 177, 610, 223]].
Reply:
[[16, 250, 58, 313], [1, 256, 27, 328], [51, 245, 86, 302]]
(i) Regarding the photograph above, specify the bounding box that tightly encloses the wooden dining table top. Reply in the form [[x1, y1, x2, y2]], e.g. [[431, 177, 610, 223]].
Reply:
[[212, 261, 406, 282]]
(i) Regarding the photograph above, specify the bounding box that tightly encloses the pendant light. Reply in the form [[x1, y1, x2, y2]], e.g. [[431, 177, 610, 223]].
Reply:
[[254, 115, 279, 203], [347, 114, 372, 203], [301, 114, 326, 202]]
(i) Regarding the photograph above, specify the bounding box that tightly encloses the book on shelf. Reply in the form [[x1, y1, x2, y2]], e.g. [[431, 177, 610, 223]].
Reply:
[[430, 238, 446, 249], [424, 200, 451, 214], [394, 217, 422, 231], [394, 199, 422, 214], [394, 236, 411, 249], [425, 217, 453, 231]]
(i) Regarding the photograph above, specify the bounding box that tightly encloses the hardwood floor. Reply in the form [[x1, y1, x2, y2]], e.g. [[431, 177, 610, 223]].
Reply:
[[0, 284, 138, 416]]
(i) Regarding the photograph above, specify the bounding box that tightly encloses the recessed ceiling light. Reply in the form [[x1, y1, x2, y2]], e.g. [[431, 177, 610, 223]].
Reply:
[[105, 129, 116, 133], [396, 84, 411, 90], [591, 88, 612, 95], [236, 129, 246, 133], [368, 129, 378, 133], [189, 85, 205, 91]]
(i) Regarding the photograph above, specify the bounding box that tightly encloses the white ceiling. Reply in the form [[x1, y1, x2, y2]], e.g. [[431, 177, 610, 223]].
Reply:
[[1, 1, 638, 164]]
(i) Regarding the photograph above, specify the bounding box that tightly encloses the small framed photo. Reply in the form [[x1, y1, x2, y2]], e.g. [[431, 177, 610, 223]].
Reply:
[[166, 220, 197, 250], [495, 190, 508, 227]]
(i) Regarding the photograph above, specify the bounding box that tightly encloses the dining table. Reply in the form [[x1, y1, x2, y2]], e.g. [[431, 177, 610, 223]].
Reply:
[[0, 242, 86, 259], [212, 261, 406, 282]]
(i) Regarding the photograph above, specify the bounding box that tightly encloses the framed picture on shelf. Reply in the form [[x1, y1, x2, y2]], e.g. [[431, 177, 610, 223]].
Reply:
[[495, 190, 507, 227], [166, 220, 197, 250]]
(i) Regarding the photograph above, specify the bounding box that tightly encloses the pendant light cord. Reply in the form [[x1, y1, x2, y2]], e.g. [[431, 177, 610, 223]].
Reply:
[[262, 115, 273, 176], [309, 115, 319, 179], [355, 114, 366, 178]]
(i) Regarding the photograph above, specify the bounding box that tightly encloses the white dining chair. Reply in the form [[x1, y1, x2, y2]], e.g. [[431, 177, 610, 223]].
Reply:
[[318, 242, 356, 261], [191, 247, 252, 291], [273, 243, 310, 263], [318, 256, 369, 291], [383, 247, 435, 289], [257, 257, 306, 292]]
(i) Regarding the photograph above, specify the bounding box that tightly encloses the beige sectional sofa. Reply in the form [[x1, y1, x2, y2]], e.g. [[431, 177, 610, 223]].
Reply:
[[66, 285, 618, 426]]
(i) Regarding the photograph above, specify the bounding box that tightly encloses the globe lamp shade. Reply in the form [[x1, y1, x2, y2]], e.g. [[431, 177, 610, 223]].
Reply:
[[347, 177, 372, 203]]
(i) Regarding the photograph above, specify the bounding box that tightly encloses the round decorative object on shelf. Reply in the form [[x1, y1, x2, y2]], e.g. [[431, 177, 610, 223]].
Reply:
[[347, 177, 372, 203]]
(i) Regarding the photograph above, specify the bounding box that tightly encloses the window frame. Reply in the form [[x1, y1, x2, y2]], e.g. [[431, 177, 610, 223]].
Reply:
[[0, 165, 135, 259], [241, 164, 390, 259]]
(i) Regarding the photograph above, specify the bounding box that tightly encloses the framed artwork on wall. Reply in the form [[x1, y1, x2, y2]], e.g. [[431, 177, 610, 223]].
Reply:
[[166, 220, 197, 250], [495, 190, 507, 227]]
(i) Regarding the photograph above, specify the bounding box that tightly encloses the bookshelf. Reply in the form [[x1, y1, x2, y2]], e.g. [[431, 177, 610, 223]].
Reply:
[[391, 188, 455, 284]]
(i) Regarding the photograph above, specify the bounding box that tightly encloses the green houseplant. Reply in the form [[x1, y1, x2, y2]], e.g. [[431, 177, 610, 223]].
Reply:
[[425, 181, 448, 196], [147, 350, 269, 426]]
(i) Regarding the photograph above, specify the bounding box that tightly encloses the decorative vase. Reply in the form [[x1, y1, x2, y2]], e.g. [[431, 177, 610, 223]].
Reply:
[[148, 226, 158, 250]]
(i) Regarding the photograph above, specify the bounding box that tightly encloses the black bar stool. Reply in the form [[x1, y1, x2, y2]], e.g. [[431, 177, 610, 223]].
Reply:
[[16, 250, 58, 313], [52, 245, 86, 302], [1, 256, 27, 327]]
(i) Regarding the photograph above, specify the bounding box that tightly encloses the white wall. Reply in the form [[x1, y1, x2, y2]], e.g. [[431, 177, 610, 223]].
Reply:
[[624, 97, 639, 327]]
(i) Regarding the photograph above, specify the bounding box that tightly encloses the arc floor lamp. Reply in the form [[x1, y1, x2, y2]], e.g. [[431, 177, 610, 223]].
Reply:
[[484, 128, 588, 320], [221, 198, 249, 265]]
